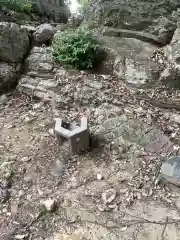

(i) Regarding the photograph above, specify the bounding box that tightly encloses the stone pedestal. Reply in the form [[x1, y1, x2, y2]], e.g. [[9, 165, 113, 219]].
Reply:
[[55, 117, 89, 154]]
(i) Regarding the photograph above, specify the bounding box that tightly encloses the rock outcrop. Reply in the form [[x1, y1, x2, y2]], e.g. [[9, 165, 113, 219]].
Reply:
[[85, 0, 179, 45], [93, 28, 161, 84], [18, 47, 55, 100], [0, 22, 30, 63], [31, 0, 69, 23], [0, 63, 20, 93], [0, 22, 30, 91], [159, 27, 180, 86]]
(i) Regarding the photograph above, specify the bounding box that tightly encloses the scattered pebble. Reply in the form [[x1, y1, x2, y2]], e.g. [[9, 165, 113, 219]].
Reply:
[[11, 202, 18, 214], [14, 234, 29, 240], [7, 124, 16, 129], [41, 199, 56, 212], [21, 157, 30, 162], [108, 203, 117, 209], [120, 226, 128, 231], [97, 173, 103, 180], [0, 187, 10, 203], [102, 189, 117, 204], [24, 116, 35, 123], [33, 102, 44, 109], [97, 204, 106, 212], [119, 189, 128, 194]]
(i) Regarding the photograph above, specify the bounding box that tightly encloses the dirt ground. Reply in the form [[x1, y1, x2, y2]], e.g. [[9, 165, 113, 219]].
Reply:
[[1, 86, 180, 240]]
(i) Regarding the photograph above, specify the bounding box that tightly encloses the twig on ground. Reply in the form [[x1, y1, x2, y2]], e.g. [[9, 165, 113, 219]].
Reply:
[[136, 96, 180, 111], [161, 217, 168, 240], [84, 216, 180, 230]]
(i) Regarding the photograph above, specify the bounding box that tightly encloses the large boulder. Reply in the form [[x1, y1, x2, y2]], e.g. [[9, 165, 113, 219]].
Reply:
[[33, 24, 54, 44], [85, 0, 179, 45], [93, 28, 162, 85], [0, 22, 30, 63], [0, 62, 19, 92], [159, 27, 180, 86]]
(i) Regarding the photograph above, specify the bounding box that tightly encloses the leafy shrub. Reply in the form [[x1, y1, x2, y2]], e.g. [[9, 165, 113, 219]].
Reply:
[[52, 29, 100, 70], [0, 0, 33, 13]]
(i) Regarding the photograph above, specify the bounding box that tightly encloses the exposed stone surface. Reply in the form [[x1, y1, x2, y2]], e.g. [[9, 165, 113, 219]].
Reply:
[[18, 47, 55, 100], [18, 35, 162, 98], [161, 156, 180, 186], [98, 116, 173, 154], [94, 28, 162, 84], [0, 22, 29, 63], [86, 0, 179, 44], [31, 0, 69, 23], [21, 25, 36, 33], [0, 62, 18, 92], [33, 24, 54, 44], [159, 27, 180, 85], [170, 27, 180, 64]]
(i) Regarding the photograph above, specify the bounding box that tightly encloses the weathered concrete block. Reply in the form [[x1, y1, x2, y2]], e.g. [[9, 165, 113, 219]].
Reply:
[[54, 117, 89, 154]]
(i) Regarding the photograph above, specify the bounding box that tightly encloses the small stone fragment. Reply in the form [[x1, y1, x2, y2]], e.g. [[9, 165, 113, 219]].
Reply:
[[11, 202, 18, 214], [108, 203, 117, 209], [24, 116, 35, 123], [102, 189, 117, 204], [97, 173, 103, 180], [0, 187, 10, 203], [119, 188, 128, 194], [48, 128, 54, 135], [14, 234, 28, 240], [33, 102, 44, 109], [97, 204, 106, 212], [120, 226, 128, 231], [41, 199, 56, 212], [21, 157, 29, 162], [18, 190, 25, 198]]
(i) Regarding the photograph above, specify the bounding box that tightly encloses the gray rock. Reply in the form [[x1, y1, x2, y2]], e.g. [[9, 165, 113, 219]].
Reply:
[[0, 62, 18, 91], [0, 94, 8, 104], [148, 17, 177, 45], [95, 30, 161, 84], [25, 47, 53, 72], [34, 24, 54, 44], [18, 47, 55, 99], [161, 156, 180, 186], [86, 0, 178, 43], [170, 27, 180, 64], [0, 22, 29, 63], [98, 116, 173, 154], [21, 25, 36, 33], [41, 199, 56, 212], [102, 189, 116, 204], [159, 28, 180, 85]]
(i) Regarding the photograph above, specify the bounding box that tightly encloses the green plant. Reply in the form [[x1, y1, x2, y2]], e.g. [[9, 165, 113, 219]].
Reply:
[[52, 29, 100, 70], [0, 0, 33, 13], [77, 0, 89, 11]]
